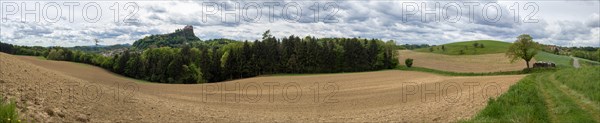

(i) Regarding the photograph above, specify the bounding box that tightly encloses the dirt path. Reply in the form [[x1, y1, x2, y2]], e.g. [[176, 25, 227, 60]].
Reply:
[[548, 74, 600, 122], [2, 53, 526, 122], [571, 56, 581, 68], [535, 73, 598, 122]]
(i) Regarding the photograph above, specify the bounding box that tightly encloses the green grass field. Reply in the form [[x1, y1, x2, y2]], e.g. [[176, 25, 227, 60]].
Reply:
[[414, 40, 511, 55], [554, 67, 600, 105], [464, 66, 600, 122], [576, 57, 600, 67], [535, 51, 574, 68], [0, 98, 19, 123]]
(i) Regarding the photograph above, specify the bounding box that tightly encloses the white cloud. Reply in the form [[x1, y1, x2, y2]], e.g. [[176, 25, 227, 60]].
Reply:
[[0, 0, 598, 47]]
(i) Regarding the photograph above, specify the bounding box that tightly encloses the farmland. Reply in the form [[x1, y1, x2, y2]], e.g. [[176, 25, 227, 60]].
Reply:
[[1, 53, 527, 122], [414, 40, 511, 55], [1, 35, 597, 122], [398, 50, 532, 73], [1, 38, 598, 122]]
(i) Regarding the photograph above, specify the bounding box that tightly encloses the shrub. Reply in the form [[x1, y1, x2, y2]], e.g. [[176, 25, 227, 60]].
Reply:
[[46, 49, 64, 60], [441, 45, 446, 51], [0, 98, 19, 123], [405, 58, 414, 68]]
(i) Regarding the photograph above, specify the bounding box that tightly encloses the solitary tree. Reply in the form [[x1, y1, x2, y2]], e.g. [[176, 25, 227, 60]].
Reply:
[[506, 34, 540, 69]]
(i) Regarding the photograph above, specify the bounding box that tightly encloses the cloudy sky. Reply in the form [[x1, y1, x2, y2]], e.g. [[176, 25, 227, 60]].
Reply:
[[1, 0, 598, 47]]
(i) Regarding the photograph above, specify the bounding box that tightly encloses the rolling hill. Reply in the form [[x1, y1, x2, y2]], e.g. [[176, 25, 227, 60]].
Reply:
[[1, 52, 527, 122], [398, 50, 532, 72], [132, 25, 201, 49], [414, 40, 511, 55], [534, 51, 574, 68]]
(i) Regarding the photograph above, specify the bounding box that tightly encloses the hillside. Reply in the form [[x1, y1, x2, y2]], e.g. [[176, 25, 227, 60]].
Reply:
[[414, 40, 511, 55], [398, 50, 532, 72], [0, 52, 194, 122], [132, 25, 201, 49], [69, 44, 131, 53], [534, 51, 574, 68], [2, 52, 527, 122]]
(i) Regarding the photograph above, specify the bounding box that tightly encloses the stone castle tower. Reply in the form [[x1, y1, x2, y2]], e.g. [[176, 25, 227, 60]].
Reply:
[[183, 25, 194, 34]]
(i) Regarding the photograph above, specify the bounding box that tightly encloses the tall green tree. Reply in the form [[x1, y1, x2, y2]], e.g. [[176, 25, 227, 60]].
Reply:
[[181, 64, 204, 84], [198, 47, 212, 81], [209, 47, 224, 82], [125, 54, 142, 78], [241, 41, 255, 77], [506, 34, 540, 69], [113, 50, 130, 74]]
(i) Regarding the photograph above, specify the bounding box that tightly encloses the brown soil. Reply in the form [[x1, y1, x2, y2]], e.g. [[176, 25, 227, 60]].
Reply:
[[398, 50, 535, 73], [1, 53, 526, 122]]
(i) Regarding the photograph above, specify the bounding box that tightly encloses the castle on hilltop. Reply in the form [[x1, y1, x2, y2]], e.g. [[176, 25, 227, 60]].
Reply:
[[183, 25, 194, 33]]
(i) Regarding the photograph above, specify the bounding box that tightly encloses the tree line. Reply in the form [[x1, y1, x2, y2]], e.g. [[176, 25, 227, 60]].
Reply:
[[0, 30, 399, 84], [540, 45, 600, 62]]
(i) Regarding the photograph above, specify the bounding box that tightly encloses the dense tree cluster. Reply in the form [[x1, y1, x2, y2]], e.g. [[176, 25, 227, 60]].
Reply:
[[400, 44, 431, 50], [565, 47, 600, 62], [119, 30, 399, 83], [0, 41, 15, 54], [0, 30, 399, 84], [219, 31, 399, 80], [53, 48, 114, 68], [0, 42, 48, 56], [571, 50, 600, 62], [116, 46, 206, 83]]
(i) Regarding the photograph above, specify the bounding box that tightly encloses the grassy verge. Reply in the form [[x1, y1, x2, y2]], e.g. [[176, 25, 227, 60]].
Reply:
[[396, 65, 553, 76], [537, 73, 596, 122], [462, 74, 549, 122], [464, 66, 600, 122], [0, 98, 19, 123], [554, 67, 600, 105]]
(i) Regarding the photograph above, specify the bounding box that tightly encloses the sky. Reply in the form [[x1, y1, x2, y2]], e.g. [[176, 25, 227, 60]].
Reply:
[[0, 0, 598, 47]]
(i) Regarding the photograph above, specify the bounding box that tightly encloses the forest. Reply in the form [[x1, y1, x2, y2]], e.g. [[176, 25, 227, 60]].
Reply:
[[0, 30, 399, 84]]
